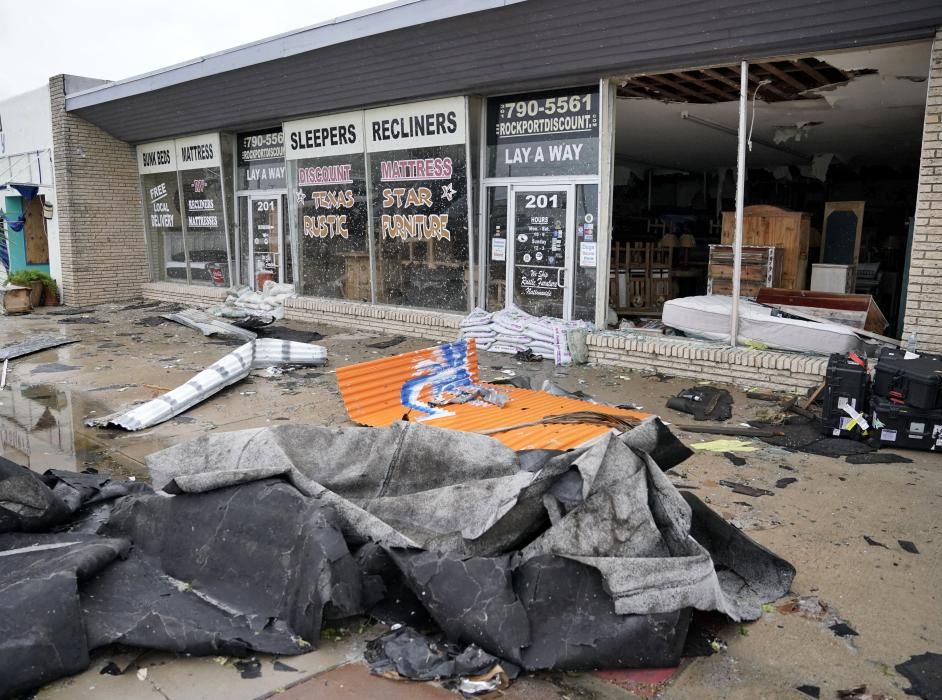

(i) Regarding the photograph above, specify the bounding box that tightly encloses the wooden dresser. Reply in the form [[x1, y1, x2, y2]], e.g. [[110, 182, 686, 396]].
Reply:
[[721, 205, 811, 290]]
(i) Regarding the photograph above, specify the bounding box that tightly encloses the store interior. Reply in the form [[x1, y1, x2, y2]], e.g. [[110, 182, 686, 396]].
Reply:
[[610, 41, 931, 337]]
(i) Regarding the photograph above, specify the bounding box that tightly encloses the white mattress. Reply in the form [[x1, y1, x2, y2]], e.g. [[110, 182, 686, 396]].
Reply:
[[662, 295, 861, 354]]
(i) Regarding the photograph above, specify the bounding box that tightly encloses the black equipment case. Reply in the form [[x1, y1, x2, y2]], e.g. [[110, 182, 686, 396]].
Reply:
[[821, 353, 870, 439], [872, 349, 942, 410], [870, 395, 942, 451]]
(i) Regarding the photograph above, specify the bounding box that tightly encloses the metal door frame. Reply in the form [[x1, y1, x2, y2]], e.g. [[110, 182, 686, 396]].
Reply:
[[506, 183, 576, 321], [247, 193, 285, 285]]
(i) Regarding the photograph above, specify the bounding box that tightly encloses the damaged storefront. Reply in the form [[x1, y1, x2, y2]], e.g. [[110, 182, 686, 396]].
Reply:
[[48, 1, 942, 362]]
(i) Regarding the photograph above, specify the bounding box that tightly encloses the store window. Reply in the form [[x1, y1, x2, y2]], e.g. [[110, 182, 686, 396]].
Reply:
[[367, 97, 470, 312], [137, 140, 183, 284], [284, 97, 473, 312], [137, 133, 232, 287], [285, 112, 370, 300]]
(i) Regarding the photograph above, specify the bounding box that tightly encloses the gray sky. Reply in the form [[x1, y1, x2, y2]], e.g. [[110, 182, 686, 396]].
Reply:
[[0, 0, 389, 100]]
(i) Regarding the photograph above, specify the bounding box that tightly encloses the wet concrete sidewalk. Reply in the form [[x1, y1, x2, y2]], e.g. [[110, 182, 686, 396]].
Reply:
[[1, 302, 939, 699]]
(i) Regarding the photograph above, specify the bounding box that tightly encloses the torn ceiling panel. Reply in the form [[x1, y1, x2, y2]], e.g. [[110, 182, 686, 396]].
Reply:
[[619, 57, 852, 104], [614, 41, 931, 170]]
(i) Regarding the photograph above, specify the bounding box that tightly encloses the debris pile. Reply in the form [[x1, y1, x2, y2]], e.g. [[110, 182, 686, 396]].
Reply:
[[0, 421, 795, 697], [209, 281, 297, 325], [459, 305, 592, 365], [87, 338, 327, 430]]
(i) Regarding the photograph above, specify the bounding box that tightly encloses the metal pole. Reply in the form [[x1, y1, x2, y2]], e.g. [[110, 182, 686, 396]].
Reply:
[[730, 61, 748, 347]]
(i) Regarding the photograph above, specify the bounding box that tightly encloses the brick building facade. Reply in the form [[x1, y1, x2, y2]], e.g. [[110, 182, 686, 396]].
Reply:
[[38, 1, 942, 385], [50, 75, 148, 305]]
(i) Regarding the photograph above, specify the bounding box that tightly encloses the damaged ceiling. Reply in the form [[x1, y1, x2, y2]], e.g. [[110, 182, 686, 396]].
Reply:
[[620, 57, 854, 104], [614, 41, 931, 172]]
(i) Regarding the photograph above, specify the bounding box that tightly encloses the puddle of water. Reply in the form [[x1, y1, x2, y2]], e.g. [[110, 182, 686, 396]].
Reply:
[[0, 382, 151, 481]]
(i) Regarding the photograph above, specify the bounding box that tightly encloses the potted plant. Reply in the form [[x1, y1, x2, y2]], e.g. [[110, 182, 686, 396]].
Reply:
[[7, 270, 58, 307]]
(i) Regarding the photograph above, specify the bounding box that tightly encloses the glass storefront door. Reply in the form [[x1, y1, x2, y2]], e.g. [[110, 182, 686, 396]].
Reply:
[[249, 194, 283, 289], [507, 185, 574, 319]]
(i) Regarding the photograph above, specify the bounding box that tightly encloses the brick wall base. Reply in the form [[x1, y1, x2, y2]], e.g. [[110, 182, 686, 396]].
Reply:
[[284, 297, 462, 342], [140, 282, 229, 306], [587, 333, 827, 393], [137, 287, 827, 391]]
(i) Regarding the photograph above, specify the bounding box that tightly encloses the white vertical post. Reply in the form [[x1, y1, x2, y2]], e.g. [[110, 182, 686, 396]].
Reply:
[[595, 77, 617, 328], [730, 61, 749, 347]]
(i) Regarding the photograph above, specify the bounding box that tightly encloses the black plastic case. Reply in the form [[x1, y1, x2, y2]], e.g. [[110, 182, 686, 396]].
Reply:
[[872, 349, 942, 410], [870, 395, 942, 452], [821, 353, 869, 439]]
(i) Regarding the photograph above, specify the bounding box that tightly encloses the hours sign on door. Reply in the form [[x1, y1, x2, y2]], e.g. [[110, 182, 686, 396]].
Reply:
[[513, 190, 567, 318]]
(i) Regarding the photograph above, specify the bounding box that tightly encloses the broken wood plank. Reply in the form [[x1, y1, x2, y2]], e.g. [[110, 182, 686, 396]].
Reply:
[[801, 381, 827, 410], [747, 391, 788, 402]]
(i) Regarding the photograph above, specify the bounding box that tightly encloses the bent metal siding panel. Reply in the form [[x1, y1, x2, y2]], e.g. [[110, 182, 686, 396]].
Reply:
[[336, 338, 647, 451], [70, 0, 942, 143]]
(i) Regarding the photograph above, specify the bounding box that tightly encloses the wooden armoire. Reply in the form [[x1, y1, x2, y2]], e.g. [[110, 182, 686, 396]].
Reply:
[[721, 205, 811, 290]]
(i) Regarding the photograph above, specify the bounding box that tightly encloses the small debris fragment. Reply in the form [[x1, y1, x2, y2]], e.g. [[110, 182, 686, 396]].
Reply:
[[136, 668, 148, 681], [513, 349, 544, 362], [796, 684, 820, 698], [367, 336, 406, 349], [692, 439, 758, 453], [775, 477, 798, 489], [836, 685, 892, 700], [234, 658, 262, 679], [845, 453, 913, 465], [667, 386, 733, 422], [99, 662, 122, 676], [719, 480, 774, 497], [273, 660, 299, 672], [863, 536, 888, 549], [829, 621, 858, 638], [724, 452, 747, 466], [898, 540, 919, 554]]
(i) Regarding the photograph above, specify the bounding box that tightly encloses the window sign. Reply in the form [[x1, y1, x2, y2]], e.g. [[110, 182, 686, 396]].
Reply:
[[366, 96, 470, 311], [486, 86, 600, 178], [237, 128, 286, 190], [285, 111, 370, 300], [138, 139, 177, 175], [513, 189, 568, 318], [176, 133, 229, 287], [137, 139, 183, 283]]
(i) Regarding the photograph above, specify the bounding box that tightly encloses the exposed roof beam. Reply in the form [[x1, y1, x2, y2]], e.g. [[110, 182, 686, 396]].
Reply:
[[625, 77, 688, 102], [757, 62, 808, 91], [791, 59, 830, 85], [617, 86, 655, 99], [729, 64, 790, 99], [674, 71, 736, 101], [646, 73, 717, 102]]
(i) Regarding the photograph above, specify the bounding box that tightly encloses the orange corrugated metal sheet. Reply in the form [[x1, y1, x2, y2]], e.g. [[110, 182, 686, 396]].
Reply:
[[336, 339, 648, 451]]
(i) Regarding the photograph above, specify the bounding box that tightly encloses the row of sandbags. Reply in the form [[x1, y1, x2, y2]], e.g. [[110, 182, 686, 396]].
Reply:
[[210, 281, 296, 322], [459, 305, 593, 365]]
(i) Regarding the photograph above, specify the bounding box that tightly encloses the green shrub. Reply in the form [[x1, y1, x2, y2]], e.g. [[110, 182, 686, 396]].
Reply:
[[7, 269, 58, 294]]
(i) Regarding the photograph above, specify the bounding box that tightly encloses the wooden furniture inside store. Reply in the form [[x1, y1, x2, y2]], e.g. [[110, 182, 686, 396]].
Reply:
[[707, 245, 783, 298], [721, 205, 810, 290], [610, 242, 673, 315]]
